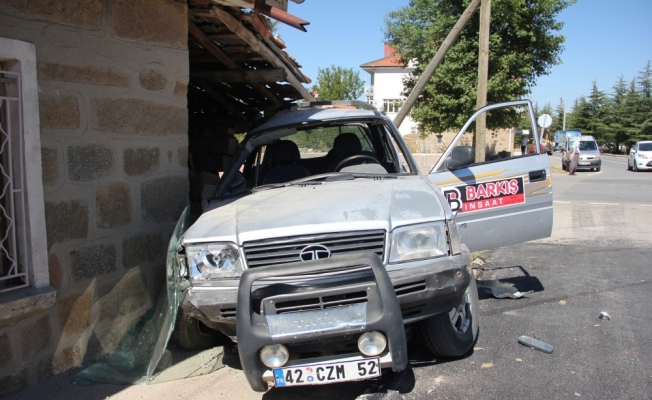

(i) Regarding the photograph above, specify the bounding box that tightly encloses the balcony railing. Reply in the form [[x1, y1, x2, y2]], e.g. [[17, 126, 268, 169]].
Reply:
[[364, 85, 374, 95]]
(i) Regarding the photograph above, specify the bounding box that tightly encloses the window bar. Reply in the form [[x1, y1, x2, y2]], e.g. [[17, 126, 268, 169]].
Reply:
[[0, 69, 28, 293]]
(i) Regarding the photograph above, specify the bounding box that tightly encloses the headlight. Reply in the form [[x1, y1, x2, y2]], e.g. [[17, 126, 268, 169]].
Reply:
[[260, 344, 289, 368], [358, 331, 387, 356], [186, 243, 243, 280], [638, 154, 648, 159], [389, 222, 447, 263]]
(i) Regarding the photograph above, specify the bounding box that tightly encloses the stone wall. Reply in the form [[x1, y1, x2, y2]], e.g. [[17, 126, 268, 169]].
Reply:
[[0, 0, 188, 394], [404, 128, 516, 156]]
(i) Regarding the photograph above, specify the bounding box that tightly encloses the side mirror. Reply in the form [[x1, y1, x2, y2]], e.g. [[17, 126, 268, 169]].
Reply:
[[446, 146, 475, 170]]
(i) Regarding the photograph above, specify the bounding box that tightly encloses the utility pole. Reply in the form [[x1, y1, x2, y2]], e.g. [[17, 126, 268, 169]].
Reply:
[[562, 99, 567, 130], [393, 0, 480, 128], [475, 0, 491, 163]]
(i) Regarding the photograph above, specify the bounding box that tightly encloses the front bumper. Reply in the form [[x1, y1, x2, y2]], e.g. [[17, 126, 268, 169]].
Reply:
[[181, 251, 470, 391], [634, 158, 652, 170], [577, 158, 601, 169], [179, 251, 471, 340], [237, 253, 408, 391]]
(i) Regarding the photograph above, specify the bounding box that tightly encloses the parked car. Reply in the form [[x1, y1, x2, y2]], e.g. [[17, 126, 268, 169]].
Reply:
[[167, 100, 553, 391], [628, 141, 652, 171], [561, 135, 601, 172]]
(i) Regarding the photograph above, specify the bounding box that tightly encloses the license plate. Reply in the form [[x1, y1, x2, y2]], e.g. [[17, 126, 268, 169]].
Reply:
[[579, 161, 590, 165], [273, 358, 380, 387]]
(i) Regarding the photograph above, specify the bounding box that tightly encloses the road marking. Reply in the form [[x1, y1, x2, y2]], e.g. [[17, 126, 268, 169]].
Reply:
[[589, 202, 619, 206], [586, 170, 603, 176], [601, 158, 627, 164], [554, 201, 571, 204]]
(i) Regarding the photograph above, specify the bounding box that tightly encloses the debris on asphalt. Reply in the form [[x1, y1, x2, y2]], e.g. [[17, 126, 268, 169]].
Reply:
[[575, 392, 581, 397], [471, 257, 486, 267], [518, 335, 553, 353], [599, 311, 611, 320], [477, 279, 532, 299], [480, 363, 494, 369], [474, 347, 485, 351], [559, 300, 567, 305], [515, 358, 522, 362]]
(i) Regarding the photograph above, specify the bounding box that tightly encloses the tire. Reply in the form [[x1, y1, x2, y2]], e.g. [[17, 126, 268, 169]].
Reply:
[[173, 309, 219, 350], [562, 161, 567, 171], [419, 277, 479, 357], [633, 162, 639, 172], [596, 165, 601, 172], [627, 161, 632, 171]]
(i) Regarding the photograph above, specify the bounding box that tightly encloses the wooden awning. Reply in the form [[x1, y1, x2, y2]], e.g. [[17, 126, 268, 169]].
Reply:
[[188, 1, 314, 132]]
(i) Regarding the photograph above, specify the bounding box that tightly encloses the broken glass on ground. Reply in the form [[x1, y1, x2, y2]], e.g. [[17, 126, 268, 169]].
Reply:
[[476, 279, 532, 299], [75, 207, 207, 385]]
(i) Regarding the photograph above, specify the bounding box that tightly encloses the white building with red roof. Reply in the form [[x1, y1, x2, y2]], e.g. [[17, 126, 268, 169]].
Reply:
[[361, 44, 418, 136]]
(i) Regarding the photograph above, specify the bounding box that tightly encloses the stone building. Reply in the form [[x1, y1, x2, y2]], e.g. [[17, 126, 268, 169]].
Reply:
[[0, 0, 312, 394]]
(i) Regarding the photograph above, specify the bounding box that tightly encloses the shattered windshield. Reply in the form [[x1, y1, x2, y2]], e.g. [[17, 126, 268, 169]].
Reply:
[[219, 120, 414, 196]]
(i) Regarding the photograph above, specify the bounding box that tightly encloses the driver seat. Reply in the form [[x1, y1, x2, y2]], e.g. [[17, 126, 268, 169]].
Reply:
[[327, 133, 371, 172], [262, 140, 310, 184]]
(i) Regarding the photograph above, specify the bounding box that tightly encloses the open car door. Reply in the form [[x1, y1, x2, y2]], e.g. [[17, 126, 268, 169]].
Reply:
[[428, 100, 553, 252]]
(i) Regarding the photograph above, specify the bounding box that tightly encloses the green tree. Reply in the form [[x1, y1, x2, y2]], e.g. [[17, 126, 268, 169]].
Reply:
[[568, 96, 591, 131], [384, 0, 576, 134], [549, 98, 566, 133], [310, 65, 365, 101], [636, 60, 651, 98], [606, 75, 636, 149], [585, 81, 611, 141], [634, 61, 652, 143]]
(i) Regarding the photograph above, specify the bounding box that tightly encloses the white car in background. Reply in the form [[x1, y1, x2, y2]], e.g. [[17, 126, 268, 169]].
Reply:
[[628, 141, 652, 171]]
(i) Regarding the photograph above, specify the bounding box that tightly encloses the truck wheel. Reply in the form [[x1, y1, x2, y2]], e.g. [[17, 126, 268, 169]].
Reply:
[[173, 310, 219, 350], [419, 277, 479, 357]]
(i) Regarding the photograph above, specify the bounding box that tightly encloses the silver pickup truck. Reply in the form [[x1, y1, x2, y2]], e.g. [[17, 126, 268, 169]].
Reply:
[[167, 100, 553, 391]]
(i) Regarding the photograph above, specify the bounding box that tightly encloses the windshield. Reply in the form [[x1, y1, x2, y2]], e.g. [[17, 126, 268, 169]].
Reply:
[[638, 142, 652, 151], [219, 120, 414, 196], [570, 140, 598, 151]]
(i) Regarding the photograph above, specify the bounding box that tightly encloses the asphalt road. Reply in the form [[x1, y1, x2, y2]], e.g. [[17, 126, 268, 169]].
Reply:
[[6, 154, 652, 400], [355, 153, 652, 399], [549, 153, 652, 205]]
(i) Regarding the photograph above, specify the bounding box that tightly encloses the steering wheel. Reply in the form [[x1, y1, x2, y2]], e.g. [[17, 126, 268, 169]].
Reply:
[[335, 154, 380, 171]]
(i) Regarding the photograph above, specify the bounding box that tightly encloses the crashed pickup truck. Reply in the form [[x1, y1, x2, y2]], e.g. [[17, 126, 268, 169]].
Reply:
[[167, 100, 553, 391]]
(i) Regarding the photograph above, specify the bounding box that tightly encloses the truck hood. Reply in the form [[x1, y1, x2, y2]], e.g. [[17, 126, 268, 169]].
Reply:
[[182, 176, 447, 244]]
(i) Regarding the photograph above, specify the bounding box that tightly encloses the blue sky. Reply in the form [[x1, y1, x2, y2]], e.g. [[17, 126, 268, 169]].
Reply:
[[279, 0, 652, 112]]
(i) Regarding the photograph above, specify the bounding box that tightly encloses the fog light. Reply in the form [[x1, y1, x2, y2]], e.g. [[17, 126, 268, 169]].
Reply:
[[358, 331, 387, 356], [260, 344, 289, 368]]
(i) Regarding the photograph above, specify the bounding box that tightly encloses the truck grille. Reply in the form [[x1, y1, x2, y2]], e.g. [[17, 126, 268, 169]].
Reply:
[[242, 230, 386, 268], [273, 290, 368, 314]]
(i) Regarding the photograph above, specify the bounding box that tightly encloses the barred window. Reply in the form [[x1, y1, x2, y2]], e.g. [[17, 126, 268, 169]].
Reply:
[[0, 38, 48, 294]]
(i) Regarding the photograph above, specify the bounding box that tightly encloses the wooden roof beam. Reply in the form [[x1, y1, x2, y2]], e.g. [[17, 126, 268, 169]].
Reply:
[[208, 8, 315, 101], [191, 69, 286, 83], [188, 21, 239, 69], [193, 80, 249, 121], [188, 20, 282, 105]]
